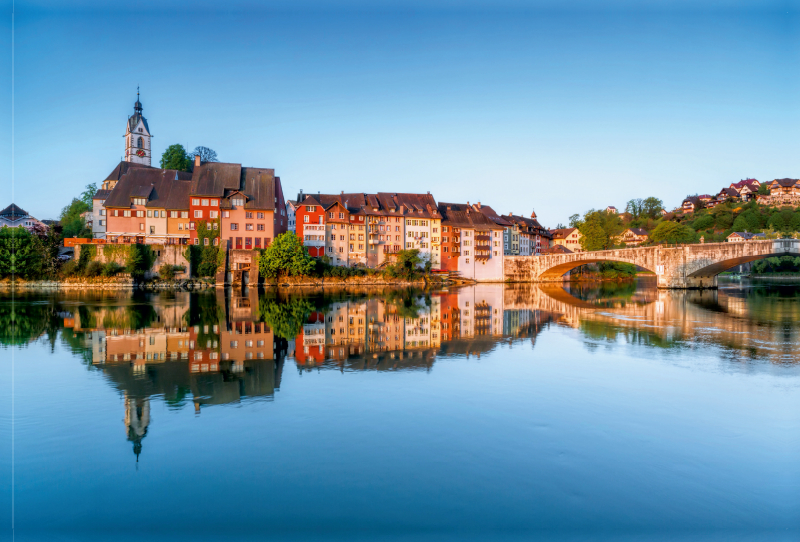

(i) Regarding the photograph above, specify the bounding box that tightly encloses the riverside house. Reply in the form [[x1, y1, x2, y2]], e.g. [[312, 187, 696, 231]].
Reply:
[[190, 157, 287, 250], [104, 167, 192, 244], [438, 202, 504, 281]]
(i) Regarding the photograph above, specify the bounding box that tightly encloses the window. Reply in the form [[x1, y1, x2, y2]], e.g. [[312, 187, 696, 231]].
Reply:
[[318, 216, 323, 224], [257, 224, 264, 231], [146, 210, 152, 218], [181, 211, 188, 218], [222, 211, 230, 218], [137, 136, 143, 148], [139, 223, 144, 231], [201, 199, 209, 206], [329, 212, 334, 219], [255, 238, 261, 248], [246, 224, 253, 231], [231, 223, 239, 230], [209, 211, 218, 219], [339, 212, 344, 219], [257, 212, 265, 219], [213, 223, 218, 230], [99, 220, 105, 226], [232, 198, 244, 207], [194, 210, 202, 218], [304, 215, 310, 223], [210, 199, 218, 206], [192, 199, 200, 206], [246, 212, 253, 219], [178, 223, 183, 230], [204, 237, 209, 246], [136, 211, 144, 217], [149, 226, 155, 234], [170, 211, 177, 218], [306, 205, 316, 212]]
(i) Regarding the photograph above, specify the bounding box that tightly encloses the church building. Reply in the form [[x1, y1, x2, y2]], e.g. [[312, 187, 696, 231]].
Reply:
[[124, 90, 152, 166]]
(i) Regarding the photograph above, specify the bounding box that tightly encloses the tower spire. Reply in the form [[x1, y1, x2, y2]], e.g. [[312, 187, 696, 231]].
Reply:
[[134, 86, 142, 114]]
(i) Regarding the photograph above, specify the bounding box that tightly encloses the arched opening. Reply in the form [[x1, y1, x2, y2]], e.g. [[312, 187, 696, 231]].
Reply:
[[688, 251, 796, 282], [137, 136, 143, 149], [538, 257, 654, 281]]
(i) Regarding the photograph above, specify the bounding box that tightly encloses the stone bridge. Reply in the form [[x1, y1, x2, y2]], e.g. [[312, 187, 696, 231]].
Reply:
[[504, 239, 800, 288]]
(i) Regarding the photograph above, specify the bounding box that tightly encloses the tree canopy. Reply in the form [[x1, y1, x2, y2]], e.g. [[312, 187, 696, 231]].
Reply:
[[191, 146, 218, 163], [574, 209, 624, 251], [160, 144, 192, 171], [649, 221, 696, 244], [258, 233, 316, 278]]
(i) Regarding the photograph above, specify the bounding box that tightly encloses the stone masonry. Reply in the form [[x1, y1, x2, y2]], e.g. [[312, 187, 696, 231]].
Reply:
[[504, 239, 800, 288]]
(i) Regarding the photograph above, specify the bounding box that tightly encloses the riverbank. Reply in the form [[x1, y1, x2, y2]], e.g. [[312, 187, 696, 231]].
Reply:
[[0, 274, 443, 290]]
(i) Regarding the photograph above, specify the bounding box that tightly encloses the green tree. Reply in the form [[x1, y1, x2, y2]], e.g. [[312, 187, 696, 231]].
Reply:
[[757, 183, 770, 195], [650, 221, 696, 244], [80, 183, 97, 208], [384, 249, 425, 279], [625, 199, 643, 220], [568, 214, 581, 228], [641, 197, 664, 219], [59, 198, 91, 239], [691, 214, 714, 231], [160, 144, 192, 171], [576, 209, 623, 251], [258, 232, 316, 278]]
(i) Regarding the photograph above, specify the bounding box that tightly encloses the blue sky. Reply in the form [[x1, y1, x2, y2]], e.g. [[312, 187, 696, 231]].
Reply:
[[1, 1, 797, 226]]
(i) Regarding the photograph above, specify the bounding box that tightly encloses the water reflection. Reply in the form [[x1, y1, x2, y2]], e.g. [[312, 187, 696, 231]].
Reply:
[[4, 279, 800, 459]]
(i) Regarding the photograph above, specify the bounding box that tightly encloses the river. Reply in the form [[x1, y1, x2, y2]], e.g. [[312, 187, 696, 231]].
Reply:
[[1, 279, 799, 541]]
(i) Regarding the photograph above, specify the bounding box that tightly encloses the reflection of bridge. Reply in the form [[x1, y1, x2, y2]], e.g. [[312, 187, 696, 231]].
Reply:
[[505, 239, 800, 288]]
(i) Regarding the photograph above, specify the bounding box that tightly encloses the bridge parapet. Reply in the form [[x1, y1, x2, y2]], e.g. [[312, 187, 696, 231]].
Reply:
[[504, 239, 796, 289]]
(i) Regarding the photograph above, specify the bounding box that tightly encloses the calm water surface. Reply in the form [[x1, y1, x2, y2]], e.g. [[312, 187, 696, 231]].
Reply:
[[1, 279, 799, 541]]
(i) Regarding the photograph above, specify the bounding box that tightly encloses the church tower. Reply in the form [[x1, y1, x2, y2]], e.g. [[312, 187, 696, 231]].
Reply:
[[124, 89, 152, 166]]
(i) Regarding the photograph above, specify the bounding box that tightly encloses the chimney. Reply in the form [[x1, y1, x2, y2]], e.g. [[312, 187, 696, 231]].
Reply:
[[475, 201, 481, 209], [194, 154, 201, 168]]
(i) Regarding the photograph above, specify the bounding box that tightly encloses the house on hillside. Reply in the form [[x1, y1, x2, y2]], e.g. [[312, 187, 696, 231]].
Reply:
[[727, 231, 766, 242], [730, 179, 760, 201], [540, 244, 572, 254], [617, 228, 649, 247], [606, 206, 618, 214], [682, 196, 702, 213]]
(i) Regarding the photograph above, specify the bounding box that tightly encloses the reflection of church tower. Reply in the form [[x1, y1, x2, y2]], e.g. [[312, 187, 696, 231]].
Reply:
[[124, 395, 150, 461], [124, 88, 152, 166]]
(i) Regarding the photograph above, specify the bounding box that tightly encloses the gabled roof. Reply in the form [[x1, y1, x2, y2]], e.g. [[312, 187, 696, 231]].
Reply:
[[626, 228, 649, 236], [728, 231, 765, 240], [541, 245, 573, 254], [104, 160, 153, 182], [127, 112, 150, 134], [240, 168, 278, 210], [378, 192, 440, 219], [93, 189, 112, 200], [730, 179, 760, 190], [717, 187, 739, 198], [770, 178, 800, 187], [104, 168, 191, 208], [0, 203, 28, 219], [472, 204, 512, 226], [190, 162, 242, 196], [549, 227, 578, 240], [438, 202, 503, 230]]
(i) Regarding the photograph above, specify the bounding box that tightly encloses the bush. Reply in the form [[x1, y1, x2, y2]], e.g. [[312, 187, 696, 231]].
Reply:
[[159, 264, 185, 280], [84, 261, 103, 278], [101, 262, 124, 277], [60, 259, 78, 277]]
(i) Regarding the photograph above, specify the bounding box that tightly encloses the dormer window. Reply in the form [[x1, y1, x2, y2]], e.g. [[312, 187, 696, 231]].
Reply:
[[231, 198, 244, 207]]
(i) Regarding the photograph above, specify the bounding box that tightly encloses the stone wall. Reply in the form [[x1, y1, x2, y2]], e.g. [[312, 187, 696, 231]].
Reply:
[[75, 243, 189, 280]]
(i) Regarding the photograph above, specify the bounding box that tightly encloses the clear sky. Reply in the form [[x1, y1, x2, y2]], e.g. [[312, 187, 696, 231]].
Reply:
[[1, 1, 797, 227]]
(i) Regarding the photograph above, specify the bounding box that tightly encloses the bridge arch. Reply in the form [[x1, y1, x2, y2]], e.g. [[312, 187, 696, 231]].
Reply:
[[538, 256, 654, 281]]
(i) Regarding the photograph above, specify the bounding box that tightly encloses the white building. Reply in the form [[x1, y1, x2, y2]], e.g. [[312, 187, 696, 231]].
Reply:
[[92, 190, 111, 239]]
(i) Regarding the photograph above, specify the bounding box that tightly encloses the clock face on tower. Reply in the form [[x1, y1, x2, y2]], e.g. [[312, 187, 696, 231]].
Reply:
[[136, 149, 146, 157]]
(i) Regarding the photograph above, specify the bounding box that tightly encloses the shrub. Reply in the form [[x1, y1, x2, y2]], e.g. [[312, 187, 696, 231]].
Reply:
[[159, 264, 185, 280], [84, 261, 103, 278], [60, 260, 78, 277], [101, 262, 124, 277]]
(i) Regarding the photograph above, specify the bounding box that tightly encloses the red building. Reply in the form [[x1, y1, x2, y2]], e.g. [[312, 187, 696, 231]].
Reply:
[[294, 196, 326, 257]]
